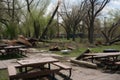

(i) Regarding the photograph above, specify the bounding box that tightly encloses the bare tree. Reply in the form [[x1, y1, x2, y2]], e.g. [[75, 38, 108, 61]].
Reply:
[[84, 0, 110, 44], [101, 19, 120, 45], [59, 0, 87, 41]]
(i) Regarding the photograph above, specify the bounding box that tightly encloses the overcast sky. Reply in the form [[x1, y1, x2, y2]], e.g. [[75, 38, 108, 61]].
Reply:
[[102, 0, 120, 14], [49, 0, 120, 16]]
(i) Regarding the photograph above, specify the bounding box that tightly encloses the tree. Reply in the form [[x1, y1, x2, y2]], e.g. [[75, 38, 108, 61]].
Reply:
[[0, 0, 21, 39], [25, 0, 50, 38], [40, 0, 61, 40], [0, 0, 51, 39], [101, 9, 120, 45], [84, 0, 110, 44], [59, 0, 87, 41]]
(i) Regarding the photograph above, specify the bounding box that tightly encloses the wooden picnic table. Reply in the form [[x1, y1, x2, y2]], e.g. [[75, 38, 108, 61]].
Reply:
[[17, 57, 58, 68], [4, 45, 25, 54], [84, 52, 120, 63], [8, 57, 72, 79], [15, 57, 59, 79], [0, 44, 8, 49], [17, 57, 59, 73], [84, 52, 120, 70]]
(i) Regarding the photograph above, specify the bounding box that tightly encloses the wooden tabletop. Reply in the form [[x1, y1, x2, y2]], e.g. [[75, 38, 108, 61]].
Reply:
[[84, 52, 120, 57], [17, 57, 59, 66], [4, 45, 24, 49]]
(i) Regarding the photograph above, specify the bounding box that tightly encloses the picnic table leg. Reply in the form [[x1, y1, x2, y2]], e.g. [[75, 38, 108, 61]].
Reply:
[[66, 69, 72, 79], [25, 67, 27, 72], [48, 63, 51, 69], [52, 73, 55, 80], [19, 67, 27, 73], [112, 56, 118, 61], [91, 56, 94, 63], [19, 67, 23, 73]]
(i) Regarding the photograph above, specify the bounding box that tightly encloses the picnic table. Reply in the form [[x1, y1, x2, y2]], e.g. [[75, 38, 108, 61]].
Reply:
[[17, 57, 59, 70], [8, 57, 72, 80], [0, 44, 8, 49], [84, 52, 120, 62], [84, 52, 120, 70], [4, 45, 25, 54]]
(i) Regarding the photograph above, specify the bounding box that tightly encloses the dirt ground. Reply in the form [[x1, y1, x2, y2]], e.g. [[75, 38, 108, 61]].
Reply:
[[23, 50, 120, 80], [1, 49, 120, 80]]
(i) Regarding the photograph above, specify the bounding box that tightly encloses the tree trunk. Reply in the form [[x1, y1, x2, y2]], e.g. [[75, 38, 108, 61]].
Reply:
[[72, 28, 76, 41], [88, 20, 94, 44]]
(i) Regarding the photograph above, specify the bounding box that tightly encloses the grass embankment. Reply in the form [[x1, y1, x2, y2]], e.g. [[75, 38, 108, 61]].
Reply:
[[37, 39, 120, 57]]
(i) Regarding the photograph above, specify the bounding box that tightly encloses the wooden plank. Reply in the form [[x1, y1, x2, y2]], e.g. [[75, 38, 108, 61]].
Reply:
[[7, 66, 17, 76], [70, 59, 97, 69], [115, 61, 120, 65], [52, 62, 72, 70], [75, 49, 91, 60], [52, 62, 72, 78], [17, 57, 58, 67], [0, 61, 6, 69]]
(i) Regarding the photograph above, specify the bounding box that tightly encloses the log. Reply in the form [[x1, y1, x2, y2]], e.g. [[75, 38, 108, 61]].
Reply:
[[75, 48, 91, 60], [70, 59, 97, 69]]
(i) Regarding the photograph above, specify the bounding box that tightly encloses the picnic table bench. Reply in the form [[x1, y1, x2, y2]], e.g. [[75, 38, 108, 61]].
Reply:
[[52, 62, 72, 78], [8, 66, 17, 80], [19, 48, 27, 55]]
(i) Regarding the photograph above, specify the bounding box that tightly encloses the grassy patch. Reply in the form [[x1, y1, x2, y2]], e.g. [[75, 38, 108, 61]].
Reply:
[[53, 45, 120, 57], [0, 69, 8, 80]]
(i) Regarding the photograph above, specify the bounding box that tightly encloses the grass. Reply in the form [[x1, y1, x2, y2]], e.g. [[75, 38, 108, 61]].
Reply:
[[0, 69, 8, 80], [53, 44, 120, 57], [0, 53, 26, 80]]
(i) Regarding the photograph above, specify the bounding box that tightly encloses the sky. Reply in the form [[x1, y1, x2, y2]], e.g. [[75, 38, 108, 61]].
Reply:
[[102, 0, 120, 15], [49, 0, 120, 16]]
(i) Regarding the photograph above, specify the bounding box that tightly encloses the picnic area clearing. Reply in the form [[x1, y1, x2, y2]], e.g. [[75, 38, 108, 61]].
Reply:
[[0, 49, 120, 80]]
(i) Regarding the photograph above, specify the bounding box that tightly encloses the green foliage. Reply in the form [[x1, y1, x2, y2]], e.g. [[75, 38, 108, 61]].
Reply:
[[3, 22, 18, 39]]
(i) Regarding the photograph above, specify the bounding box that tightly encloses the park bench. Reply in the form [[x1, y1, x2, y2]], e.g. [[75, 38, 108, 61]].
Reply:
[[52, 62, 72, 78]]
